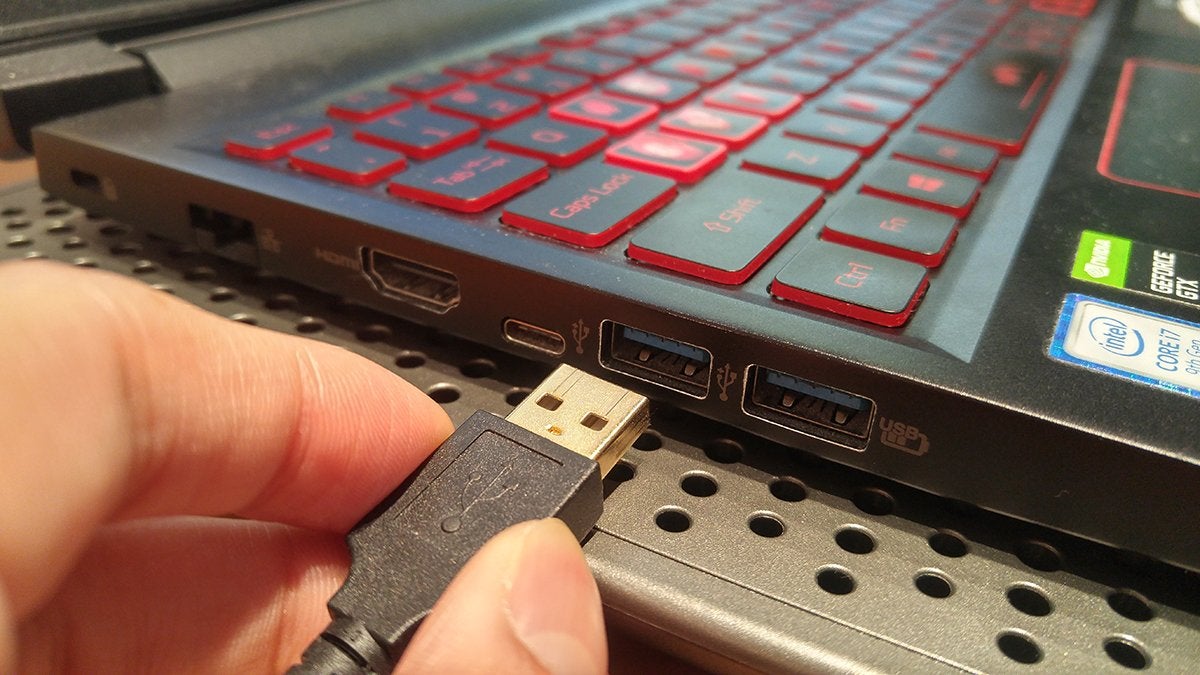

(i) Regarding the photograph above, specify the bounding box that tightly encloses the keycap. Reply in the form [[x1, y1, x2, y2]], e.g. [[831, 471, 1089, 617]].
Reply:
[[917, 47, 1062, 154], [388, 148, 547, 213], [820, 195, 958, 266], [659, 106, 768, 149], [771, 240, 929, 327], [669, 8, 738, 32], [288, 137, 407, 186], [494, 67, 590, 100], [487, 117, 608, 167], [631, 22, 705, 46], [606, 131, 726, 183], [501, 161, 677, 247], [444, 57, 511, 81], [817, 91, 912, 127], [549, 93, 659, 133], [593, 35, 674, 61], [860, 159, 981, 217], [429, 85, 540, 129], [872, 57, 951, 83], [354, 108, 479, 160], [225, 119, 333, 161], [546, 50, 635, 79], [604, 70, 701, 107], [648, 54, 737, 84], [541, 29, 595, 49], [326, 91, 412, 123], [390, 72, 462, 98], [741, 135, 860, 189], [491, 43, 551, 64], [704, 82, 803, 119], [628, 172, 824, 284], [891, 133, 999, 178], [842, 72, 932, 103], [742, 65, 830, 96], [690, 39, 768, 67], [777, 49, 856, 76], [723, 26, 794, 51], [783, 110, 889, 153]]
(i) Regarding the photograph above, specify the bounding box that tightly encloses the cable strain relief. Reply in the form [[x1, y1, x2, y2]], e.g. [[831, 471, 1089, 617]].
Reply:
[[286, 616, 392, 674]]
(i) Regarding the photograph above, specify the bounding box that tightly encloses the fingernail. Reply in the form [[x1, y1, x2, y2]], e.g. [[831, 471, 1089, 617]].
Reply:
[[507, 519, 606, 675]]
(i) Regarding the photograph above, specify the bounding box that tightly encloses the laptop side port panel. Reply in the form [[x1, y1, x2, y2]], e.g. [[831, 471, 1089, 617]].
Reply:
[[502, 318, 566, 356], [742, 365, 874, 450], [599, 320, 711, 399], [188, 203, 258, 265], [360, 247, 460, 314]]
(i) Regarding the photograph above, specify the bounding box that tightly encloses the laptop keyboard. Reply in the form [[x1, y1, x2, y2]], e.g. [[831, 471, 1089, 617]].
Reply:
[[222, 0, 1092, 328]]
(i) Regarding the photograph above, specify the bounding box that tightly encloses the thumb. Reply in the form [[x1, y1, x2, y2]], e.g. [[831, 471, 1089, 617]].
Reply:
[[396, 518, 607, 675]]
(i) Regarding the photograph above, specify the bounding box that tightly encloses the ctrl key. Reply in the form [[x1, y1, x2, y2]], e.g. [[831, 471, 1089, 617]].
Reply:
[[771, 240, 929, 327]]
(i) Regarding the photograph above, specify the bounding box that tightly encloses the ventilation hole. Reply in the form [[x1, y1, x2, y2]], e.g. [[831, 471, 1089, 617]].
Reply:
[[62, 236, 87, 249], [505, 387, 530, 406], [41, 195, 60, 203], [184, 266, 216, 281], [997, 631, 1042, 664], [1107, 590, 1154, 622], [703, 438, 743, 464], [460, 358, 497, 378], [168, 244, 199, 258], [394, 351, 427, 369], [46, 220, 74, 234], [1103, 636, 1150, 670], [355, 324, 393, 343], [150, 283, 175, 294], [769, 477, 808, 502], [914, 570, 955, 599], [633, 430, 663, 451], [110, 241, 142, 255], [816, 566, 855, 595], [266, 293, 299, 310], [85, 211, 106, 220], [607, 460, 636, 483], [537, 393, 563, 411], [680, 472, 718, 497], [1007, 584, 1053, 617], [426, 384, 461, 404], [229, 313, 258, 325], [131, 260, 158, 274], [928, 530, 969, 558], [71, 257, 97, 268], [655, 508, 691, 533], [748, 512, 785, 538], [209, 287, 238, 302], [5, 218, 32, 229], [23, 251, 45, 259], [6, 235, 32, 247], [1015, 540, 1063, 572], [1, 206, 23, 216], [851, 488, 895, 516], [581, 412, 607, 431], [295, 317, 325, 333], [99, 223, 129, 236], [835, 526, 876, 554], [44, 205, 72, 216]]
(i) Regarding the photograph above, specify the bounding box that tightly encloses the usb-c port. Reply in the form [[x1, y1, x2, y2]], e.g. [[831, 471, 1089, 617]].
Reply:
[[503, 319, 566, 356]]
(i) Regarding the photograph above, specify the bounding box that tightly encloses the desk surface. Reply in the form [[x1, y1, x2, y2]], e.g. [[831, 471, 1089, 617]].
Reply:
[[2, 181, 1197, 673]]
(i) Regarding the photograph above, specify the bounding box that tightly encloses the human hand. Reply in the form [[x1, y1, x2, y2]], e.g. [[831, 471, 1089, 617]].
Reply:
[[0, 261, 607, 673]]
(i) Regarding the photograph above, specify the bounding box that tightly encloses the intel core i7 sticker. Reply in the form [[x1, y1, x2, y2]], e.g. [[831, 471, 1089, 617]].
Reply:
[[1050, 294, 1200, 398], [1072, 230, 1200, 309]]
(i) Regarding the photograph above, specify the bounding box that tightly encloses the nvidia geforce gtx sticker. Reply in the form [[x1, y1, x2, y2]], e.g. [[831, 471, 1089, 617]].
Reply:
[[1072, 230, 1200, 309]]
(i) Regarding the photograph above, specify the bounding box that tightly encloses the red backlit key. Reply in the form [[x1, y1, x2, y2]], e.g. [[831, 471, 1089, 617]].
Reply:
[[783, 110, 889, 154], [771, 240, 929, 327], [494, 67, 590, 100], [354, 108, 479, 160], [872, 58, 950, 83], [742, 65, 830, 96], [704, 82, 802, 120], [690, 39, 767, 67], [593, 35, 674, 61], [225, 119, 332, 161], [724, 26, 794, 51], [659, 106, 767, 150], [778, 49, 856, 77], [843, 72, 932, 103], [288, 137, 407, 186], [820, 195, 958, 267], [605, 70, 701, 107], [491, 43, 550, 64], [487, 116, 607, 167], [388, 148, 547, 213], [501, 161, 677, 247], [549, 93, 659, 133], [326, 91, 412, 123], [861, 159, 981, 217], [606, 131, 726, 183], [648, 54, 736, 84], [444, 57, 511, 81], [430, 85, 540, 129], [631, 22, 706, 46], [541, 29, 595, 49], [628, 172, 823, 284], [390, 72, 462, 98], [741, 136, 860, 189], [669, 8, 738, 32], [546, 50, 635, 79], [817, 91, 912, 127], [892, 133, 999, 178]]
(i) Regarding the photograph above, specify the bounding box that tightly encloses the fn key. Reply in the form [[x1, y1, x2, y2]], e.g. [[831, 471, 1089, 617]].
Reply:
[[771, 240, 929, 327]]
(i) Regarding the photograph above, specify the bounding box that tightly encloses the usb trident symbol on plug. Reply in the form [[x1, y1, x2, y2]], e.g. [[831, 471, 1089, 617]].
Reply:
[[441, 466, 519, 532]]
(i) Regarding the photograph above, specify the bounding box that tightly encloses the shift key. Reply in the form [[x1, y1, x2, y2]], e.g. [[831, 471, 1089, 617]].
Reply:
[[628, 172, 823, 284]]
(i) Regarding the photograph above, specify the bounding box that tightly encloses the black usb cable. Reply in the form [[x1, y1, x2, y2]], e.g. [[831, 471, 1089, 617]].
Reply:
[[288, 365, 649, 674]]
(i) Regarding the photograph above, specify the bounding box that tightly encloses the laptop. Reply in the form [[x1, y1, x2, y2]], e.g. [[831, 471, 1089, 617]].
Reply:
[[13, 0, 1200, 571]]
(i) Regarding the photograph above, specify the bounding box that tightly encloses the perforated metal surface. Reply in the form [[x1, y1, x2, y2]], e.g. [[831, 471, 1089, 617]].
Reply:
[[3, 182, 1198, 673]]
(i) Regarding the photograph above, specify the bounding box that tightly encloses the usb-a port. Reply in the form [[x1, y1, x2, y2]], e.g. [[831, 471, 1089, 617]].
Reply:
[[599, 321, 711, 399], [743, 365, 874, 448]]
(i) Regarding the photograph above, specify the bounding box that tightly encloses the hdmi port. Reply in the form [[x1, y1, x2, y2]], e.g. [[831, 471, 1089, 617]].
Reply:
[[743, 365, 874, 449], [361, 247, 460, 314], [599, 321, 711, 398]]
